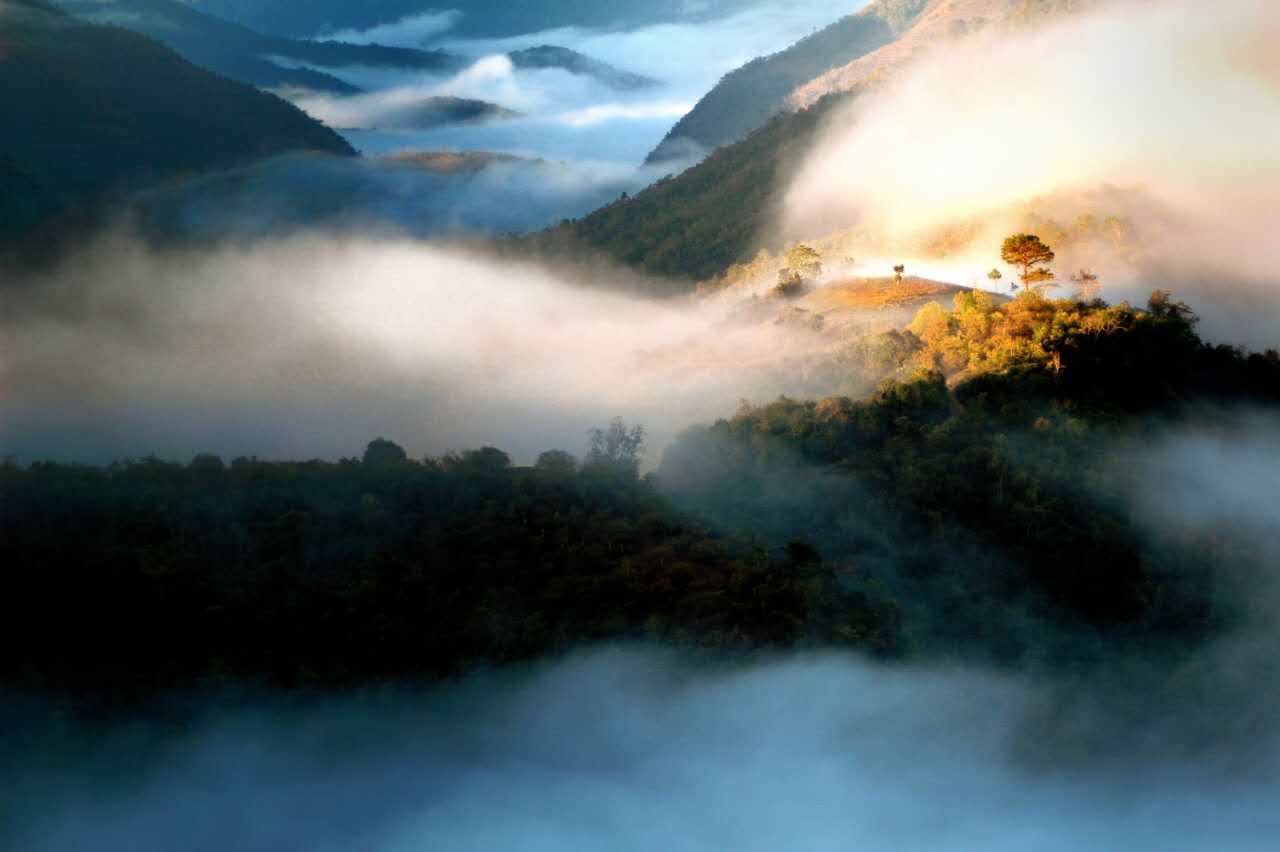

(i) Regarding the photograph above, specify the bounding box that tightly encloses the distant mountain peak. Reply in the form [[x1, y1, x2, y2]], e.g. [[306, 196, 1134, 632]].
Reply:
[[507, 45, 659, 90]]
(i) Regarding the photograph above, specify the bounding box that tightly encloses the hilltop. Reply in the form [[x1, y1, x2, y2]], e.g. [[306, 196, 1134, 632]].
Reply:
[[509, 46, 658, 90]]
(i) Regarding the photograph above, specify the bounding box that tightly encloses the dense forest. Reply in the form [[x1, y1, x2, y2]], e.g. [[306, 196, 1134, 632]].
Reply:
[[0, 431, 897, 703], [5, 291, 1278, 702], [0, 0, 353, 247], [660, 291, 1280, 664]]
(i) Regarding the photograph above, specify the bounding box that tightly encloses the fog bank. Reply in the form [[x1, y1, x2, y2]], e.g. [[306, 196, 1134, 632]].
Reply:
[[0, 234, 846, 464], [5, 648, 1279, 852]]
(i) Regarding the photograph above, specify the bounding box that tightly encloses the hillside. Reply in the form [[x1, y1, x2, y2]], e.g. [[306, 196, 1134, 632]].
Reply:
[[54, 0, 464, 94], [645, 0, 929, 165], [0, 0, 354, 244], [6, 293, 1279, 698], [790, 0, 1099, 108], [530, 92, 857, 286]]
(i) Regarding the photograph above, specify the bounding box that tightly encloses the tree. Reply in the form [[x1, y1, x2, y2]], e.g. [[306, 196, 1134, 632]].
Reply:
[[1147, 289, 1196, 322], [1070, 269, 1100, 301], [586, 418, 646, 477], [893, 264, 906, 285], [987, 268, 1003, 289], [786, 244, 823, 279], [535, 450, 578, 478], [771, 268, 805, 299], [363, 438, 407, 468], [1001, 234, 1056, 292]]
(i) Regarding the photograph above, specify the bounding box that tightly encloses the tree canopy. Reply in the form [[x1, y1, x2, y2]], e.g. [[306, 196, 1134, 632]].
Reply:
[[1001, 233, 1057, 292]]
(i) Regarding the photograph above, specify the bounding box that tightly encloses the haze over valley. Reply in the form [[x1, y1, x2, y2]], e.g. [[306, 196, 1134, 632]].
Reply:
[[3, 1, 1280, 849]]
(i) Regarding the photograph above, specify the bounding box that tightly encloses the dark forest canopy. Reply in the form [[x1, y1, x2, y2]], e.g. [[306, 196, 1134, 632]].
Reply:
[[4, 294, 1279, 704], [0, 439, 897, 703]]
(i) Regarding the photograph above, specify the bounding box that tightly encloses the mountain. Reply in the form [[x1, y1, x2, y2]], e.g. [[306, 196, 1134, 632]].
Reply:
[[645, 0, 930, 165], [531, 91, 858, 286], [329, 95, 520, 131], [0, 0, 354, 244], [190, 0, 766, 40], [54, 0, 465, 94], [387, 151, 538, 174], [789, 0, 1096, 109], [509, 46, 658, 90]]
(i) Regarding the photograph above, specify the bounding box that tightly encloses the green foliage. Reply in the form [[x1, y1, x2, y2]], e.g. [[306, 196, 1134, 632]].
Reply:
[[1001, 234, 1057, 292], [659, 296, 1280, 664], [362, 438, 408, 468], [785, 244, 823, 279], [0, 443, 899, 699], [586, 418, 647, 477], [771, 268, 806, 299]]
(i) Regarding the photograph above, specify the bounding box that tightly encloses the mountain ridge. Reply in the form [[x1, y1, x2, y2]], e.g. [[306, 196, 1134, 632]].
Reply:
[[645, 0, 930, 165], [0, 0, 354, 247]]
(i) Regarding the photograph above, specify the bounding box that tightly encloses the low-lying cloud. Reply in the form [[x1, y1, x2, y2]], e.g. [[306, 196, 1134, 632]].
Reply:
[[5, 646, 1280, 852], [0, 234, 846, 465], [124, 152, 643, 240]]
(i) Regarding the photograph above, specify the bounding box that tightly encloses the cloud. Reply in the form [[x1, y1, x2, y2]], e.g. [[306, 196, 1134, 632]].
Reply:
[[783, 0, 1280, 329], [556, 101, 694, 127], [124, 152, 644, 239], [5, 647, 1280, 851], [0, 234, 850, 465]]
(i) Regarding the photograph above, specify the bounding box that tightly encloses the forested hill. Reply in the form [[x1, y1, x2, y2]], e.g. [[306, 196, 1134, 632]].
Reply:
[[0, 0, 354, 246], [529, 91, 856, 287], [54, 0, 465, 94], [645, 0, 927, 165], [6, 296, 1280, 701]]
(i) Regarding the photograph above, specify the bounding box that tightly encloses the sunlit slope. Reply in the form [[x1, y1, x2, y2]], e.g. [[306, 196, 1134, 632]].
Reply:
[[0, 0, 354, 243], [790, 0, 1099, 109], [645, 0, 929, 165]]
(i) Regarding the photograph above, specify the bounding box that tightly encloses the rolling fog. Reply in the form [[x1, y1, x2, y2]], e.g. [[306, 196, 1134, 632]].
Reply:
[[7, 414, 1280, 851], [128, 153, 646, 241], [5, 2, 1280, 848], [5, 643, 1280, 852], [0, 234, 845, 465]]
